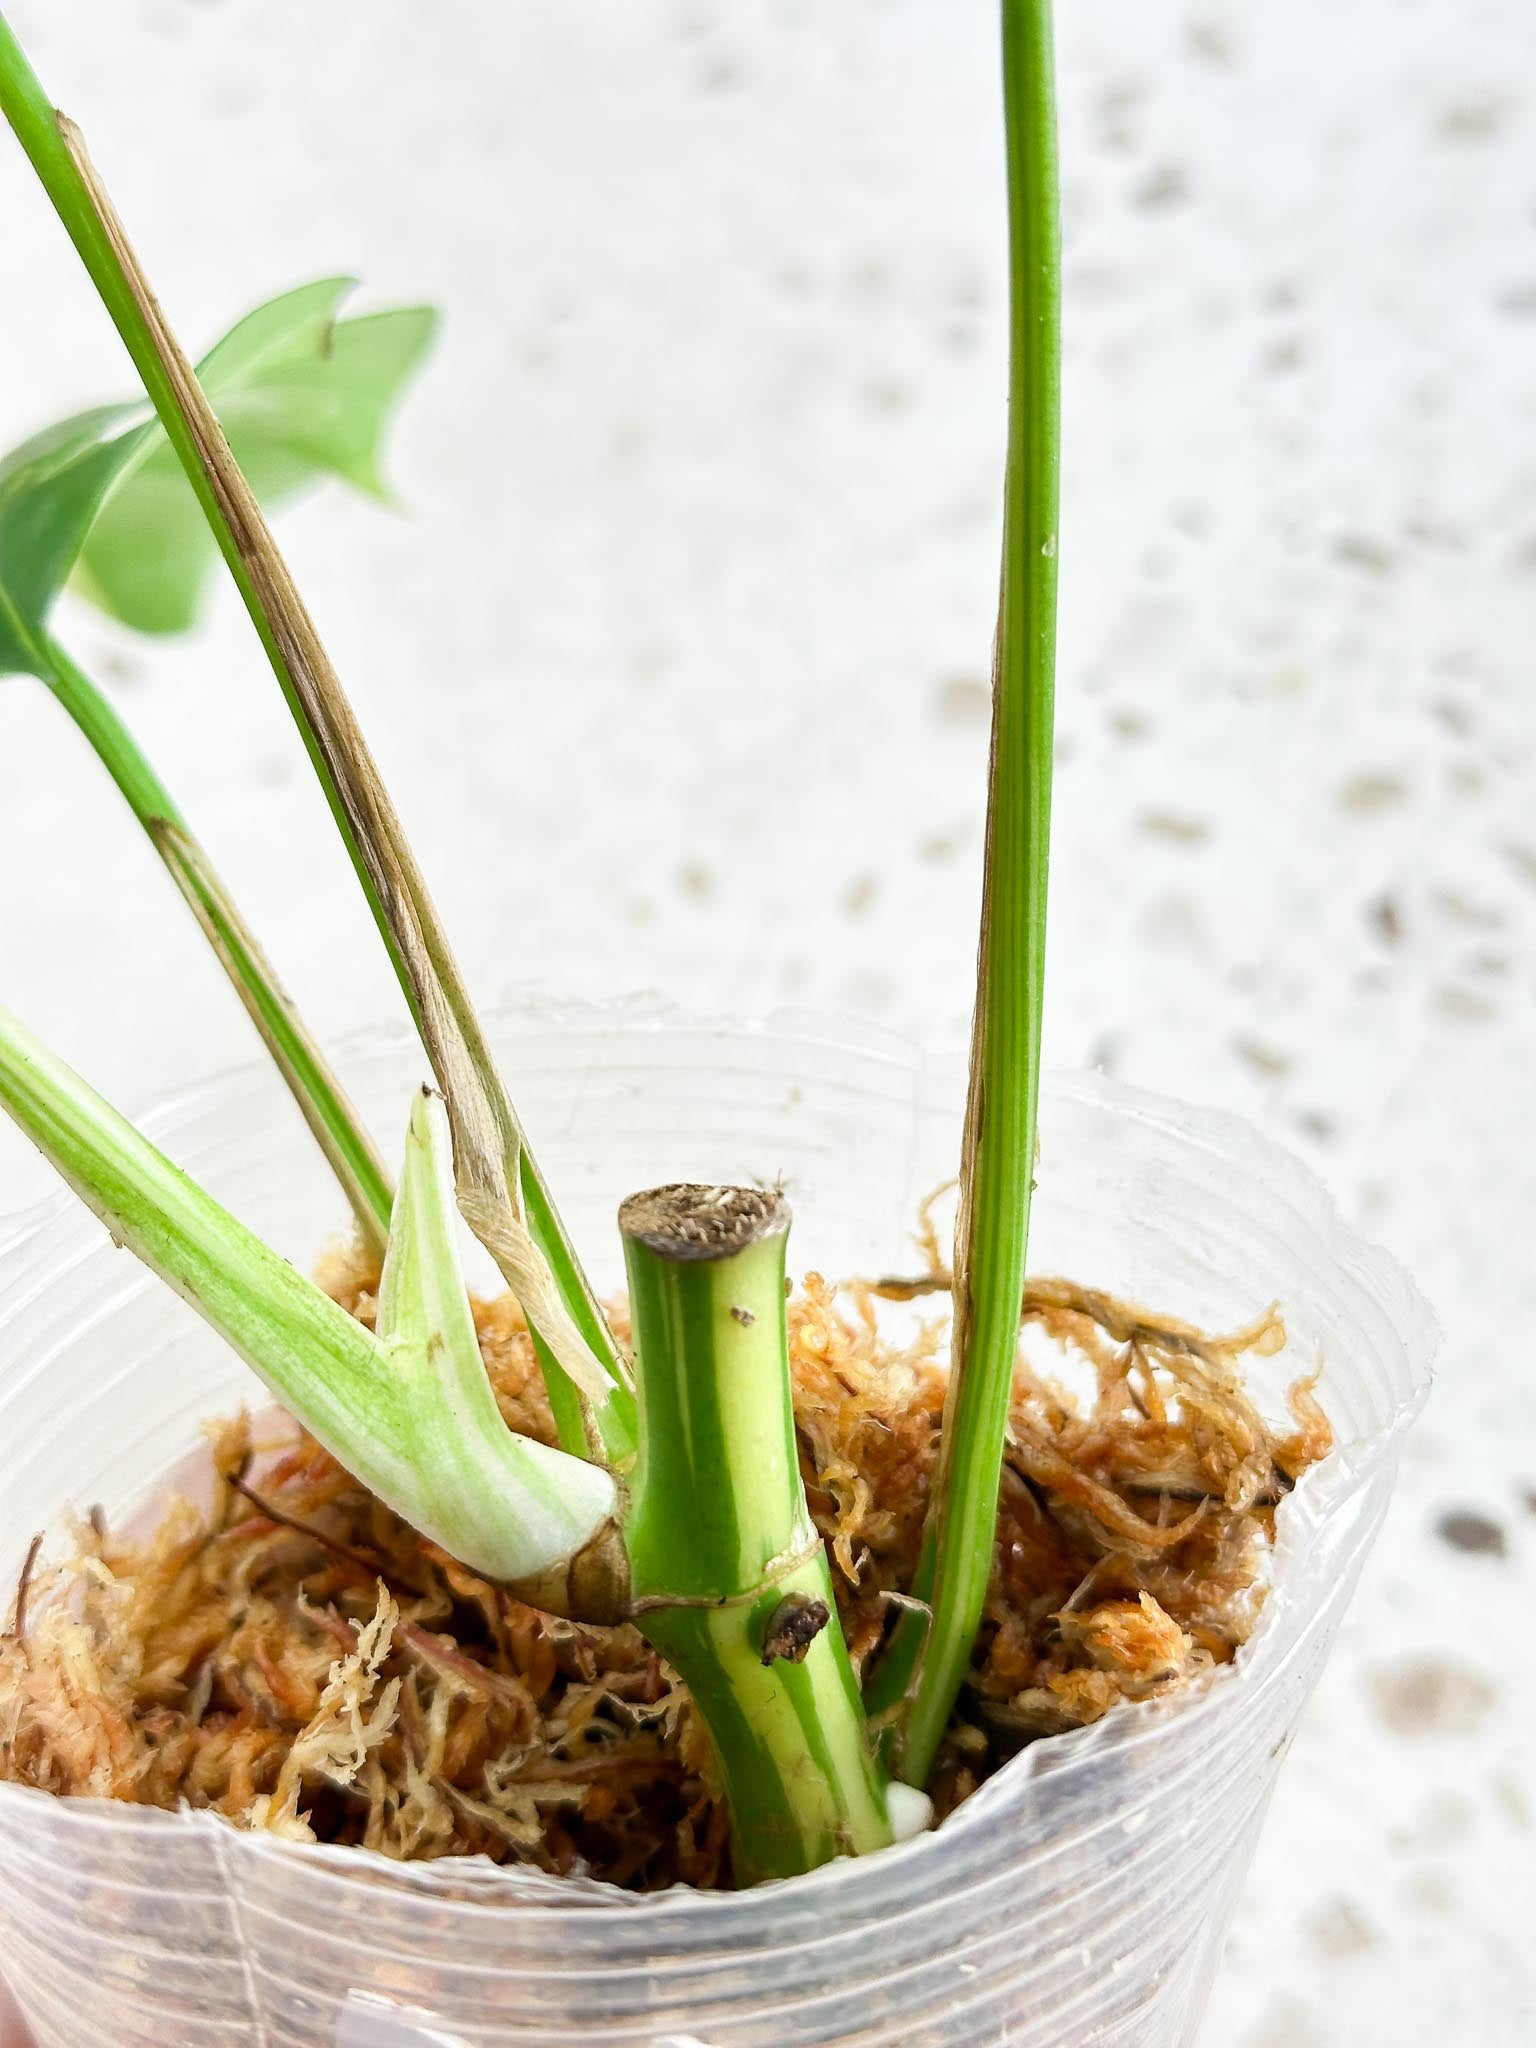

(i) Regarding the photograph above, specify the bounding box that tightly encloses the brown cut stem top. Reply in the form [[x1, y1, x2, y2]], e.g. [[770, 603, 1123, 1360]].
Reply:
[[618, 1184, 789, 1263]]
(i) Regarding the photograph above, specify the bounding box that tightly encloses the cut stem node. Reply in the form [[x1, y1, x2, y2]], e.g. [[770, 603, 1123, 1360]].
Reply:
[[619, 1183, 900, 1883]]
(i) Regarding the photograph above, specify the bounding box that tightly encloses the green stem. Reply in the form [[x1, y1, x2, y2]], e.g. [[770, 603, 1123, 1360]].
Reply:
[[41, 636, 175, 824], [869, 0, 1060, 1786], [0, 13, 632, 1459], [530, 1322, 592, 1467], [620, 1185, 896, 1884], [40, 635, 392, 1260]]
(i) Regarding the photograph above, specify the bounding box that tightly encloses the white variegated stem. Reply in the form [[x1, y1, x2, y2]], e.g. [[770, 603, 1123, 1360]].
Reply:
[[0, 1007, 619, 1609]]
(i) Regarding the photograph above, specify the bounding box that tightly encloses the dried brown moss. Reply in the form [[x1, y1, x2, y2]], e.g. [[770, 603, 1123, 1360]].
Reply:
[[0, 1257, 1329, 1890]]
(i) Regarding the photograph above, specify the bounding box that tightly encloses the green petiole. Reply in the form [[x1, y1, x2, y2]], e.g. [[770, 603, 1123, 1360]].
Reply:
[[868, 0, 1060, 1788], [40, 636, 393, 1260]]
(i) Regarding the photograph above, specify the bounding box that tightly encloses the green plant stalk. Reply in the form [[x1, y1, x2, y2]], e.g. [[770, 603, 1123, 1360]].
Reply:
[[0, 1008, 620, 1602], [39, 634, 392, 1260], [0, 14, 633, 1463], [868, 0, 1060, 1786], [619, 1185, 894, 1884]]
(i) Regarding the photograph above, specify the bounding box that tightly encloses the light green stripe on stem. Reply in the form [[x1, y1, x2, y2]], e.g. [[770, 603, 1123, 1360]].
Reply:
[[620, 1185, 894, 1884], [41, 635, 393, 1260], [870, 0, 1059, 1787]]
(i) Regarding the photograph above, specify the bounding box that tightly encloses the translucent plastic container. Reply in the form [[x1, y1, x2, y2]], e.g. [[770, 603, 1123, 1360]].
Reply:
[[0, 1003, 1434, 2048]]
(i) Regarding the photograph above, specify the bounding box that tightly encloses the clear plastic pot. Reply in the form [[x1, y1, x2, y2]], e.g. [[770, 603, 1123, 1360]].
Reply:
[[0, 1003, 1434, 2048]]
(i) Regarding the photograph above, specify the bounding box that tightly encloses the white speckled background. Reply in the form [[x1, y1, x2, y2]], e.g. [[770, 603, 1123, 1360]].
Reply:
[[1, 3, 1532, 2042]]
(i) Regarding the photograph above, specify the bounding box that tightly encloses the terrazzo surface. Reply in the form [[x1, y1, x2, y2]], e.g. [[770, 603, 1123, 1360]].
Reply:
[[1, 3, 1532, 2042]]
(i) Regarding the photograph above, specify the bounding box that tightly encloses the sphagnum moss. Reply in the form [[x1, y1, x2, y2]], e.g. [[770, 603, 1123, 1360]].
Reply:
[[0, 1269, 1328, 1889]]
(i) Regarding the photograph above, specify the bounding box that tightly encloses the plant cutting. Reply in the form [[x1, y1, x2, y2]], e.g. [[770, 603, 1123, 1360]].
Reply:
[[0, 4, 1433, 2044]]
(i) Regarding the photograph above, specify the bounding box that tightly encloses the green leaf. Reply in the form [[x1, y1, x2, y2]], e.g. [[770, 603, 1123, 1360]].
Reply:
[[0, 1005, 617, 1598], [73, 280, 437, 634], [0, 403, 147, 676], [0, 280, 436, 674]]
